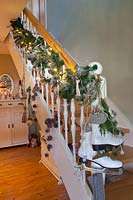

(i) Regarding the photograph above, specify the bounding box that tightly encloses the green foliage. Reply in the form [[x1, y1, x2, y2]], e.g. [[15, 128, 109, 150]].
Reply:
[[10, 17, 24, 29], [75, 64, 101, 104], [10, 17, 123, 139], [59, 69, 76, 101], [99, 99, 124, 135], [51, 51, 64, 69]]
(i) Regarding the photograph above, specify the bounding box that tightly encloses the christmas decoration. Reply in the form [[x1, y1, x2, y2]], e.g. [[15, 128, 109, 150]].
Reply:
[[10, 17, 123, 138]]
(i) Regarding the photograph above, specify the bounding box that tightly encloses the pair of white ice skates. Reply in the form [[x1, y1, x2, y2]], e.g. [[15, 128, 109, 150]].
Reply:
[[78, 125, 124, 171]]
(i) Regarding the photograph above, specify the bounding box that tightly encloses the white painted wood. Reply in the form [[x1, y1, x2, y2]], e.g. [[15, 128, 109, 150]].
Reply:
[[0, 108, 11, 148], [76, 79, 81, 96], [45, 83, 49, 105], [82, 164, 86, 185], [36, 69, 40, 87], [8, 33, 93, 200], [62, 64, 65, 73], [80, 105, 84, 137], [51, 127, 93, 200], [41, 83, 44, 99], [50, 87, 54, 118], [0, 101, 28, 148], [40, 135, 60, 180], [11, 105, 28, 145], [70, 98, 76, 164], [56, 85, 61, 134], [33, 68, 36, 85], [63, 98, 68, 147]]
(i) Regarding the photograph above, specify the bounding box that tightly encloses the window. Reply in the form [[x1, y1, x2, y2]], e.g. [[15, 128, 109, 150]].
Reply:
[[0, 74, 14, 98]]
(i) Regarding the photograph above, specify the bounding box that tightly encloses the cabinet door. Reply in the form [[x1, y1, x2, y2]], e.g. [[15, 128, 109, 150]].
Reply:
[[0, 108, 12, 148], [11, 106, 28, 145]]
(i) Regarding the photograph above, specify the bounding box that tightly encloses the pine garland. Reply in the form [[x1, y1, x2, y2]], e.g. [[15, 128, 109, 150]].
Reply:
[[10, 17, 124, 136]]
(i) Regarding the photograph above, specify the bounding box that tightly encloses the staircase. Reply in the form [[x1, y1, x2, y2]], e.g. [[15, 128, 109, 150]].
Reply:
[[6, 7, 93, 200], [5, 7, 131, 200]]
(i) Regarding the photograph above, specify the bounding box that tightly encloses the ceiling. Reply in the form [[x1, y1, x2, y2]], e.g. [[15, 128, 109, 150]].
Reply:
[[0, 0, 28, 53]]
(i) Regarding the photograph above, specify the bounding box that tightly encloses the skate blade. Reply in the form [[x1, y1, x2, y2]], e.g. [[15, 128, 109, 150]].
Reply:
[[103, 167, 123, 175], [92, 144, 123, 151]]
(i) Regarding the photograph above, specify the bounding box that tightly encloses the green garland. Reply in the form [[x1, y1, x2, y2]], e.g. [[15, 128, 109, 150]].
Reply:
[[10, 17, 123, 136]]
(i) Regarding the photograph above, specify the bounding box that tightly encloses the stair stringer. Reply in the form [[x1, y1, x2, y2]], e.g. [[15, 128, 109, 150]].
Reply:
[[49, 127, 93, 200], [7, 34, 93, 200], [7, 34, 60, 179]]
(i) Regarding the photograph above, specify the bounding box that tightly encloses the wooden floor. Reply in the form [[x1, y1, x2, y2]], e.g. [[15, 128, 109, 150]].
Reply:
[[0, 146, 69, 200], [105, 145, 133, 200], [0, 145, 132, 200]]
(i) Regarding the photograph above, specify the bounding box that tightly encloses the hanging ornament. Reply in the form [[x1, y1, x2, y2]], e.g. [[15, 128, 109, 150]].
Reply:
[[89, 111, 107, 124]]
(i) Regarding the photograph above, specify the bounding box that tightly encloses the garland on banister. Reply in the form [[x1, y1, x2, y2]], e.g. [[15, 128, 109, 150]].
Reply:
[[10, 17, 124, 136]]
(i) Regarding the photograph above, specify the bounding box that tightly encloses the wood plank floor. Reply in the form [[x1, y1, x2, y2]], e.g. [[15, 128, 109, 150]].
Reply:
[[105, 145, 133, 200], [0, 145, 132, 200], [0, 146, 70, 200]]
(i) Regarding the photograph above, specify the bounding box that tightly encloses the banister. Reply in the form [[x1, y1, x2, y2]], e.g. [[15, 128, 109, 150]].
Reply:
[[23, 7, 76, 72]]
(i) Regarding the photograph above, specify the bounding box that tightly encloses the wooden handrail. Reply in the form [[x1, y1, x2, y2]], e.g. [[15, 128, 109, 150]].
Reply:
[[119, 128, 130, 134], [23, 7, 76, 72]]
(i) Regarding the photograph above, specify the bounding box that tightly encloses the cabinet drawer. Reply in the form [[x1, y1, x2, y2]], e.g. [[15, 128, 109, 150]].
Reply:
[[0, 101, 25, 108], [0, 102, 13, 107]]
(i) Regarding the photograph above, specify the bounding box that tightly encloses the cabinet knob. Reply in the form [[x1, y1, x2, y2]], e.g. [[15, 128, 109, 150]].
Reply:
[[8, 124, 10, 128], [12, 124, 14, 128]]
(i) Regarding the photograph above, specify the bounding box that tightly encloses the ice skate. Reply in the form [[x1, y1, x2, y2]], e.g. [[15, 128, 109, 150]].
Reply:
[[92, 124, 123, 151], [91, 156, 122, 169], [78, 129, 97, 164], [90, 156, 123, 175], [76, 155, 123, 176]]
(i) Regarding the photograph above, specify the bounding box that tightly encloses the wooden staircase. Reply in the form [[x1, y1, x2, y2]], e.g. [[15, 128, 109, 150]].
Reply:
[[5, 7, 131, 200], [6, 27, 93, 200]]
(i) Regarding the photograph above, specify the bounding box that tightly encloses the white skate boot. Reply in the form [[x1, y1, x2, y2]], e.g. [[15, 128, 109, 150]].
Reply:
[[91, 156, 123, 169], [92, 124, 123, 151], [78, 130, 97, 163]]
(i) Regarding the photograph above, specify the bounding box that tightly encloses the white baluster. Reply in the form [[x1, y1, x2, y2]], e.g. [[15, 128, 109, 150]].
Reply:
[[71, 98, 76, 164], [76, 79, 81, 96], [51, 88, 54, 118], [62, 65, 65, 73], [80, 105, 84, 137], [29, 20, 32, 32], [27, 60, 33, 72], [26, 17, 30, 30], [41, 83, 44, 99], [23, 14, 26, 29], [21, 12, 24, 24], [82, 164, 86, 185], [64, 99, 68, 147], [41, 63, 43, 75], [33, 68, 36, 85], [56, 85, 61, 134], [44, 68, 52, 105], [45, 83, 49, 105], [44, 68, 52, 79], [36, 69, 40, 87]]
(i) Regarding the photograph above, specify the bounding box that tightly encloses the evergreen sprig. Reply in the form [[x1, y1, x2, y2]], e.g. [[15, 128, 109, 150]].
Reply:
[[99, 99, 124, 135]]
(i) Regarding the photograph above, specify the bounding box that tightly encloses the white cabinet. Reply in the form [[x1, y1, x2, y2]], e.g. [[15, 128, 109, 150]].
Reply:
[[0, 100, 28, 148], [0, 108, 11, 147]]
